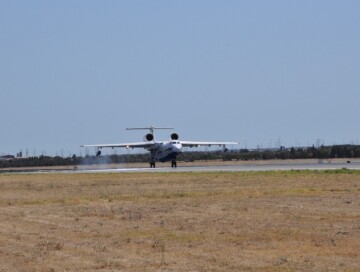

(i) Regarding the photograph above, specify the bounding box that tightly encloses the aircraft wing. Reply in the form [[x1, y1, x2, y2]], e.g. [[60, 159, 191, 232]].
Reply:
[[180, 141, 239, 148], [81, 142, 154, 149]]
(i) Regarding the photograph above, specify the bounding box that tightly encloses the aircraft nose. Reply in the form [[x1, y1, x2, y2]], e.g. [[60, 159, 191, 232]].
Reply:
[[173, 144, 182, 152]]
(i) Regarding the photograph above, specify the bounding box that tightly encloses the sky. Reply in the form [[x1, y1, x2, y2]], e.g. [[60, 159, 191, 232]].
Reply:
[[1, 1, 360, 156]]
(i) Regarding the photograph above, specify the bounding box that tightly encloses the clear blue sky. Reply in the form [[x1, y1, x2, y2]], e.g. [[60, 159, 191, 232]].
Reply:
[[1, 1, 360, 156]]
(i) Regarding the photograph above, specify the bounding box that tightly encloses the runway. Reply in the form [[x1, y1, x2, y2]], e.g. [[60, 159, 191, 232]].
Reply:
[[5, 160, 360, 174], [75, 161, 360, 173]]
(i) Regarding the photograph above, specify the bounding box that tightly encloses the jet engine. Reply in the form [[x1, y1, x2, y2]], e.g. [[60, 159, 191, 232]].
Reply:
[[171, 133, 179, 140], [144, 133, 154, 141]]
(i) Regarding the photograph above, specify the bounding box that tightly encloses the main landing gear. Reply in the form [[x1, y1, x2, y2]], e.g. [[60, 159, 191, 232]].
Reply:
[[149, 160, 177, 168]]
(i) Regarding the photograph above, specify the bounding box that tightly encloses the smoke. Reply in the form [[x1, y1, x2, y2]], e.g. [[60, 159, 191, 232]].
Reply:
[[79, 155, 117, 170]]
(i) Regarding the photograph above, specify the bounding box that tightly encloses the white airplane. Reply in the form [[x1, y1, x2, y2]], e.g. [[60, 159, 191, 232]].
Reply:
[[81, 126, 238, 168]]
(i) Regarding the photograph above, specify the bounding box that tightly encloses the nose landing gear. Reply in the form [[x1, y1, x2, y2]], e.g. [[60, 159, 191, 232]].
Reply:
[[171, 159, 177, 168]]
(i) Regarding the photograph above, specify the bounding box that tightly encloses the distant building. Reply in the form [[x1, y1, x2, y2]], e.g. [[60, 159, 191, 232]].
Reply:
[[0, 155, 15, 161]]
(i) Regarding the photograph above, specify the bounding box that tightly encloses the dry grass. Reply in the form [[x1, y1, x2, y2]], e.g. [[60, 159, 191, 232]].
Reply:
[[0, 170, 359, 271]]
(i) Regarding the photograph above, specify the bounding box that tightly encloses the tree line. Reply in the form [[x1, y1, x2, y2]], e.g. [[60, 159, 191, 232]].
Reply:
[[179, 144, 360, 161], [1, 145, 360, 168]]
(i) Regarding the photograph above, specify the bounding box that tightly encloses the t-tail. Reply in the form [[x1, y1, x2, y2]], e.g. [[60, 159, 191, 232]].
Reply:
[[126, 125, 174, 142]]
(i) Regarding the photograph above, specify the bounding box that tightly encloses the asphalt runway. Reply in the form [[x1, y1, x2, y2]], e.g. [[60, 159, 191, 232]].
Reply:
[[3, 160, 360, 175], [6, 160, 358, 174], [75, 161, 360, 173]]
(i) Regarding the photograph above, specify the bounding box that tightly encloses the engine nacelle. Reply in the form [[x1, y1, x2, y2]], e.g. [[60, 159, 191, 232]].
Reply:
[[171, 133, 179, 140], [144, 133, 154, 141]]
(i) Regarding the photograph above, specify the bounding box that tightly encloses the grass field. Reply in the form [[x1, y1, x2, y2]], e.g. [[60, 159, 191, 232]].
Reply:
[[0, 170, 359, 271]]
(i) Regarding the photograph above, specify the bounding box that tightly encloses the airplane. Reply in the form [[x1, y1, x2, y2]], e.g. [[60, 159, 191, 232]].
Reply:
[[81, 126, 238, 168]]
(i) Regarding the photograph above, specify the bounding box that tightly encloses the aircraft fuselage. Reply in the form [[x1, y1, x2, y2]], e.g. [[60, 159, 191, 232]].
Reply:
[[147, 141, 182, 163]]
